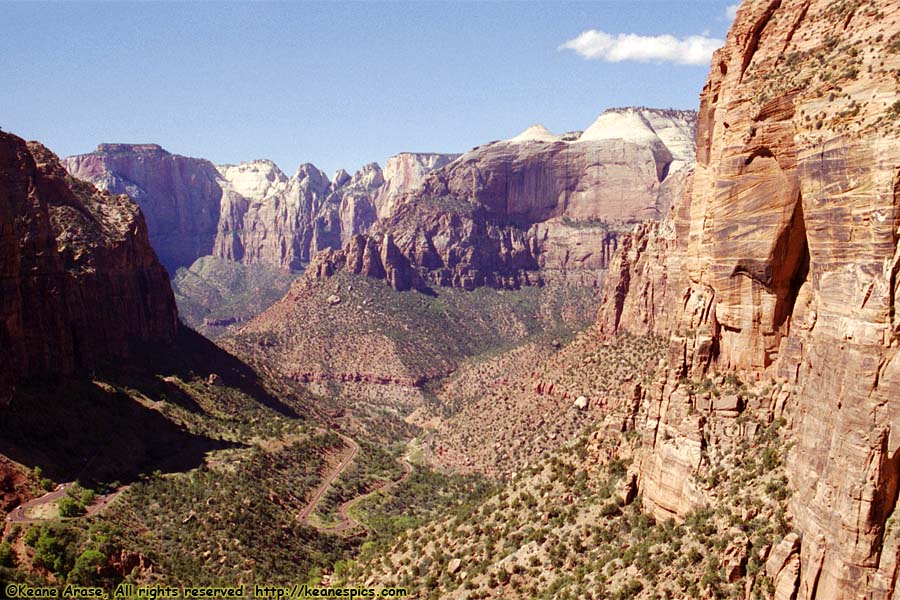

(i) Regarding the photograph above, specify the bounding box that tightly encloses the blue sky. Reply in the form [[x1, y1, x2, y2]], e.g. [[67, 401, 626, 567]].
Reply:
[[1, 1, 738, 176]]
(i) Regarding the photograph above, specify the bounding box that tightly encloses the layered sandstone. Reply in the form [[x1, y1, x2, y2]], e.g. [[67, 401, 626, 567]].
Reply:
[[67, 148, 459, 273], [65, 144, 224, 272], [0, 132, 177, 402], [597, 1, 900, 597], [313, 108, 696, 291]]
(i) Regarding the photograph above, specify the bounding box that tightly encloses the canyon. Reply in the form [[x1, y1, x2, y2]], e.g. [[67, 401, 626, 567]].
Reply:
[[1, 0, 898, 597]]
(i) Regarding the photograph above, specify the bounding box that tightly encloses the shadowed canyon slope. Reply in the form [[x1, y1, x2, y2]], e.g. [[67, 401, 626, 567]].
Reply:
[[0, 133, 177, 403], [596, 0, 900, 597]]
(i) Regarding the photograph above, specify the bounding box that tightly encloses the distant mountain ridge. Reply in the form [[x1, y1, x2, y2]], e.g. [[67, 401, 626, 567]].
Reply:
[[66, 146, 460, 273], [310, 107, 697, 291], [65, 107, 695, 291]]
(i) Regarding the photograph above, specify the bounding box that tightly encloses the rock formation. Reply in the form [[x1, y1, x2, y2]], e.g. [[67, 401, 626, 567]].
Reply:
[[375, 152, 460, 219], [65, 144, 223, 272], [67, 148, 460, 272], [312, 108, 696, 291], [0, 132, 177, 402], [596, 1, 900, 597]]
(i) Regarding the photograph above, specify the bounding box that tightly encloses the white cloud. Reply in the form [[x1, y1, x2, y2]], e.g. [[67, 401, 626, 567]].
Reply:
[[725, 4, 740, 20], [559, 29, 723, 66]]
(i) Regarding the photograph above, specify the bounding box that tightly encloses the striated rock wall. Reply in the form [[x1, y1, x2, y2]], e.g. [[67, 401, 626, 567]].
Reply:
[[67, 148, 459, 273], [0, 133, 178, 402], [65, 144, 223, 272], [312, 108, 696, 291], [597, 1, 900, 597]]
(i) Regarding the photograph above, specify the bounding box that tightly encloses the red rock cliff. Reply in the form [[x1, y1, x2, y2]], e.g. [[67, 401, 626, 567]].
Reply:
[[312, 108, 696, 291], [598, 1, 900, 597], [0, 133, 178, 402]]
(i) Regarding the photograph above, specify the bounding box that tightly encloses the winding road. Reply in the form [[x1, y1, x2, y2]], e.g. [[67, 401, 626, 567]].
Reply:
[[6, 430, 413, 537], [4, 483, 124, 533], [5, 484, 72, 525], [317, 457, 412, 533], [297, 431, 413, 533], [297, 432, 359, 524]]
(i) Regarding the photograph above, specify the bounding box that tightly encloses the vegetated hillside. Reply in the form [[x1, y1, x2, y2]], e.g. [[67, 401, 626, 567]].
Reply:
[[171, 256, 298, 339], [221, 270, 601, 443], [0, 312, 357, 585], [428, 331, 666, 479], [0, 322, 501, 593], [350, 386, 792, 599]]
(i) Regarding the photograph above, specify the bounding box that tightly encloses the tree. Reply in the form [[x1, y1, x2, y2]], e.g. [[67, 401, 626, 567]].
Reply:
[[58, 496, 85, 518], [68, 549, 105, 585], [0, 541, 15, 567], [32, 527, 75, 576]]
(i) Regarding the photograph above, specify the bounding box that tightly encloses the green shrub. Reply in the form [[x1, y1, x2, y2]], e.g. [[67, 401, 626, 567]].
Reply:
[[68, 549, 105, 585], [58, 496, 85, 518], [0, 541, 15, 567]]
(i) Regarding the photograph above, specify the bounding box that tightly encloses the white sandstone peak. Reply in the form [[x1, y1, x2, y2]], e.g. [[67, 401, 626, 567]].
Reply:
[[508, 124, 561, 143], [217, 160, 288, 202], [577, 109, 660, 144]]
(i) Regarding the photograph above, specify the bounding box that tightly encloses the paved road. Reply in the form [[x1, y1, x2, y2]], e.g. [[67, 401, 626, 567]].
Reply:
[[297, 432, 359, 525], [6, 484, 72, 524], [5, 483, 125, 526], [318, 457, 412, 533]]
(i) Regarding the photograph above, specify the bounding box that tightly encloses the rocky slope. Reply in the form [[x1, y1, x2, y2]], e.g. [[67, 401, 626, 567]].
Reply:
[[595, 1, 900, 597], [311, 108, 696, 291], [0, 132, 177, 404], [66, 148, 459, 273]]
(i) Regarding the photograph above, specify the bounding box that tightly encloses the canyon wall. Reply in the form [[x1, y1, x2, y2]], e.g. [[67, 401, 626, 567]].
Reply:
[[0, 133, 177, 402], [65, 144, 223, 272], [313, 108, 697, 291], [597, 1, 900, 597], [66, 148, 459, 273]]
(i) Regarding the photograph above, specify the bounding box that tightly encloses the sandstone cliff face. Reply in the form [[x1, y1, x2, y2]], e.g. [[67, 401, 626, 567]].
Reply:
[[1, 133, 177, 402], [65, 144, 224, 273], [215, 162, 333, 269], [67, 148, 458, 272], [312, 108, 696, 291], [597, 1, 900, 597], [375, 152, 460, 219]]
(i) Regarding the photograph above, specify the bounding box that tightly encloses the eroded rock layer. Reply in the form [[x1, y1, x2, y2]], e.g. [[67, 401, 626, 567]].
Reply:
[[597, 1, 900, 597], [0, 133, 177, 401], [312, 108, 696, 291], [66, 148, 459, 272]]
